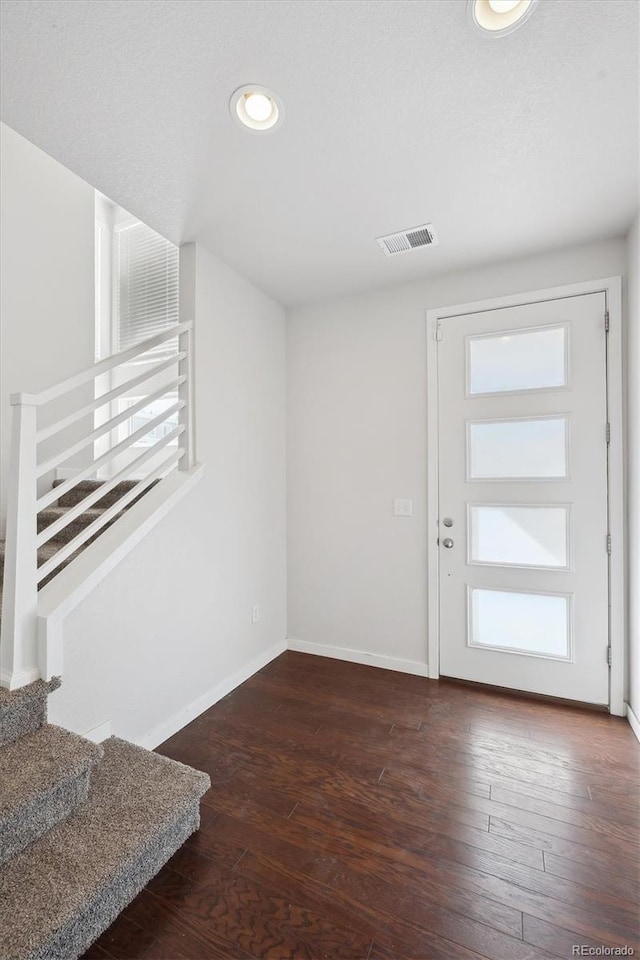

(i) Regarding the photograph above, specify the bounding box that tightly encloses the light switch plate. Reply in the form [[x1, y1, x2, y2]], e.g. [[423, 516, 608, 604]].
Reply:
[[394, 499, 413, 517]]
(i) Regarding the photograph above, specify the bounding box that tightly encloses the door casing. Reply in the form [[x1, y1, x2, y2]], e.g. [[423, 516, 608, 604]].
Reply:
[[425, 277, 625, 715]]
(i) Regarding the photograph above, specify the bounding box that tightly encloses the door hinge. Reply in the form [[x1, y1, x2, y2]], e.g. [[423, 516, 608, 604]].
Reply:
[[604, 310, 610, 332], [434, 321, 443, 341], [606, 646, 612, 667], [606, 422, 611, 444], [606, 534, 612, 555]]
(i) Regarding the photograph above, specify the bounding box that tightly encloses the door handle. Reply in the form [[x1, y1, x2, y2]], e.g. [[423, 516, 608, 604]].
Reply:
[[442, 538, 454, 549]]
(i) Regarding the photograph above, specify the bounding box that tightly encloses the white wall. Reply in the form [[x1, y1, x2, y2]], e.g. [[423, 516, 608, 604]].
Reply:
[[0, 123, 95, 529], [627, 214, 640, 729], [287, 239, 627, 674], [49, 243, 287, 745]]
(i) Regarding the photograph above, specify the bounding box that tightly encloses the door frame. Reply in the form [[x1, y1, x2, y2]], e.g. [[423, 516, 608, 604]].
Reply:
[[425, 277, 624, 715]]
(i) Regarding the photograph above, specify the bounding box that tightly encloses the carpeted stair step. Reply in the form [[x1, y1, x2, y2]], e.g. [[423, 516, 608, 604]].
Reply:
[[0, 737, 211, 960], [36, 525, 117, 589], [53, 479, 144, 510], [0, 678, 61, 749], [37, 506, 122, 541], [0, 479, 158, 600], [0, 724, 103, 867], [36, 541, 93, 590]]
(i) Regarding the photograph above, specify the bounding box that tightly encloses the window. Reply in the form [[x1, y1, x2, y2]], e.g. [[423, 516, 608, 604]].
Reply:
[[116, 396, 179, 448], [114, 221, 179, 361], [466, 325, 568, 396], [467, 416, 569, 480]]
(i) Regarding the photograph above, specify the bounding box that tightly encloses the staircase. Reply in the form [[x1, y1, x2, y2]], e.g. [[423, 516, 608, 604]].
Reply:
[[0, 321, 209, 955], [0, 679, 210, 960], [1, 317, 195, 690], [39, 478, 157, 587], [0, 479, 155, 622]]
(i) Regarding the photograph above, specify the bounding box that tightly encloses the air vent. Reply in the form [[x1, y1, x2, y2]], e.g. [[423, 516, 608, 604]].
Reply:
[[376, 223, 437, 257]]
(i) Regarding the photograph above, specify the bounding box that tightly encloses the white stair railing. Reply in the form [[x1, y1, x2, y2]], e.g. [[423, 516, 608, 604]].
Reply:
[[0, 320, 194, 691]]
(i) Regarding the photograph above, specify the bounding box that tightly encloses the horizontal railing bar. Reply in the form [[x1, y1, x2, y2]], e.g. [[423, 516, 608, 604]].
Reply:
[[36, 353, 187, 444], [12, 320, 193, 408], [37, 444, 184, 583], [36, 377, 186, 478], [36, 423, 186, 548], [37, 400, 185, 512]]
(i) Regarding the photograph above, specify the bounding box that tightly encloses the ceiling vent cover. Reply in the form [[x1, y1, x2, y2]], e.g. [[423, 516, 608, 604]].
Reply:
[[376, 223, 437, 257]]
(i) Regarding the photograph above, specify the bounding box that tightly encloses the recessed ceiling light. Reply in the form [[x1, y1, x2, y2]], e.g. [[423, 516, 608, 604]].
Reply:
[[489, 0, 522, 11], [230, 84, 284, 132], [469, 0, 538, 36]]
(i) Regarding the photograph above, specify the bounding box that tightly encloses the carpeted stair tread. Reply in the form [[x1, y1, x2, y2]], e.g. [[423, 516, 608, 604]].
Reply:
[[36, 524, 119, 564], [53, 479, 140, 492], [0, 737, 211, 960], [0, 725, 103, 866], [0, 678, 61, 749], [37, 541, 61, 565], [0, 479, 157, 602], [53, 478, 143, 510], [37, 506, 113, 537], [36, 532, 115, 589], [0, 724, 102, 817]]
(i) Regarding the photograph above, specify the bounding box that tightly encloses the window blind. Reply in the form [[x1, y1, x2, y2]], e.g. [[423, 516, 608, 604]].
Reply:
[[115, 221, 179, 361]]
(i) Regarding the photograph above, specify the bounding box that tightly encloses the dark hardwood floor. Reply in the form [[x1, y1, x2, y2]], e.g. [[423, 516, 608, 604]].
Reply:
[[83, 652, 640, 960]]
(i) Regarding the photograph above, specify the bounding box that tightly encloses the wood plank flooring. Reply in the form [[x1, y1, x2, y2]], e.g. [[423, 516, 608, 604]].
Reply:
[[83, 652, 640, 960]]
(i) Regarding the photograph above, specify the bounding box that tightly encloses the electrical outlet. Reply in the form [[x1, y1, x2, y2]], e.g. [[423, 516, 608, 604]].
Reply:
[[251, 604, 260, 624], [394, 499, 413, 517]]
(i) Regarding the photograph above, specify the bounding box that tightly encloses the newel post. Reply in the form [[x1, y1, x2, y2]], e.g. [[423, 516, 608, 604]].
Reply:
[[178, 242, 196, 471], [0, 396, 39, 690]]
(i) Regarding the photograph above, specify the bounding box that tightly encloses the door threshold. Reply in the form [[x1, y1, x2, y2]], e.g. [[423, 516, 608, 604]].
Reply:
[[437, 676, 610, 713]]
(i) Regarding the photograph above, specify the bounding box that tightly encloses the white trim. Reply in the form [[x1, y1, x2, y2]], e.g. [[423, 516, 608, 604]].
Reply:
[[287, 638, 430, 677], [626, 703, 640, 743], [137, 639, 287, 750], [427, 319, 441, 678], [605, 279, 625, 717], [426, 277, 625, 714], [626, 703, 640, 744], [83, 720, 112, 744], [0, 403, 38, 691], [0, 666, 40, 689]]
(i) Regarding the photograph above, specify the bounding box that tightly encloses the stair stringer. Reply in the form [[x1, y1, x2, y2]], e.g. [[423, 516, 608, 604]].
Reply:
[[36, 465, 203, 681]]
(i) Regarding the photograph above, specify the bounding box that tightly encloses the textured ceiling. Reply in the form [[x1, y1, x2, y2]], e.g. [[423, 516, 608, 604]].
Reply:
[[1, 0, 638, 305]]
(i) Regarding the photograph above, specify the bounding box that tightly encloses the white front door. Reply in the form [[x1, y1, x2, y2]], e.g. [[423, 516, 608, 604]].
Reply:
[[437, 292, 610, 705]]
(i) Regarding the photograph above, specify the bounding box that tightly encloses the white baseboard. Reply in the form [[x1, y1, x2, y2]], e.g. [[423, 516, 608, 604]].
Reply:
[[626, 703, 640, 744], [286, 638, 430, 678], [83, 720, 112, 743], [0, 665, 41, 691], [137, 639, 287, 750]]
